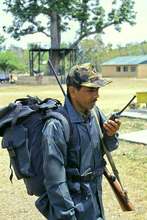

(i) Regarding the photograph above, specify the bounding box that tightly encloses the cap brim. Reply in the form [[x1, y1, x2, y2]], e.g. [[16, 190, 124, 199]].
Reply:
[[81, 79, 112, 88]]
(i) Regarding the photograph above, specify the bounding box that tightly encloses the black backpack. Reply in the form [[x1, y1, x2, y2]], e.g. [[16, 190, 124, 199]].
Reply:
[[0, 96, 70, 197]]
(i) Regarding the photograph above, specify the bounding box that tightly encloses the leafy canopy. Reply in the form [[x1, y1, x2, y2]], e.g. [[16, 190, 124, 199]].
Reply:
[[0, 51, 25, 73], [3, 0, 136, 48]]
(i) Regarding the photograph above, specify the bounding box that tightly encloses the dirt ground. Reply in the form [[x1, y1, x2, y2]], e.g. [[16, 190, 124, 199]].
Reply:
[[0, 81, 147, 219]]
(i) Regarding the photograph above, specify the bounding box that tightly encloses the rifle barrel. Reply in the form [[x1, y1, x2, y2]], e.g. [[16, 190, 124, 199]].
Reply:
[[48, 59, 66, 97]]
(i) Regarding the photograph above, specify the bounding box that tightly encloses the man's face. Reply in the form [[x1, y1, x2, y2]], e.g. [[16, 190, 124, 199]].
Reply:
[[70, 86, 100, 114]]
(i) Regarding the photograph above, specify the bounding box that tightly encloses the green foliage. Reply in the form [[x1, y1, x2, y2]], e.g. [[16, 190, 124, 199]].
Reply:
[[0, 35, 5, 50], [78, 38, 147, 71], [78, 35, 105, 70], [27, 43, 41, 49], [0, 35, 5, 45], [0, 51, 26, 73], [2, 0, 137, 75], [3, 0, 136, 48]]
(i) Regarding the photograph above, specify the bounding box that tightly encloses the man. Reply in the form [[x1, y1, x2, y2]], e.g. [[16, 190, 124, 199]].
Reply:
[[39, 63, 120, 220]]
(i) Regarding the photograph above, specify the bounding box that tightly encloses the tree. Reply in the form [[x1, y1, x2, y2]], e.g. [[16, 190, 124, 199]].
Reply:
[[3, 0, 136, 71], [0, 51, 26, 74], [78, 35, 105, 67]]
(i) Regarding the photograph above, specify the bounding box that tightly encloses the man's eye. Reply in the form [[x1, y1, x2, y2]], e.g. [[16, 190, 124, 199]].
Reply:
[[87, 89, 96, 92]]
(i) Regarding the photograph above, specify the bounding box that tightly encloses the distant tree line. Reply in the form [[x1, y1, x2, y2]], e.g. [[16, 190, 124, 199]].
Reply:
[[0, 34, 147, 76], [78, 38, 147, 72], [3, 0, 136, 72]]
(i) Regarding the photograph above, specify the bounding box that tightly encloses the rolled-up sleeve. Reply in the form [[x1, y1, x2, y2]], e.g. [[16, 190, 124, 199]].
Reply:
[[42, 118, 77, 220]]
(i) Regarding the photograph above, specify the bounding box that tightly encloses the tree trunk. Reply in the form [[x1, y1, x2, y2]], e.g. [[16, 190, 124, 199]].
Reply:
[[50, 12, 61, 74]]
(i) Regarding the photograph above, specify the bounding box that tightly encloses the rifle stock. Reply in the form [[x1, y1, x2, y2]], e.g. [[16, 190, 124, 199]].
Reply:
[[104, 168, 134, 211]]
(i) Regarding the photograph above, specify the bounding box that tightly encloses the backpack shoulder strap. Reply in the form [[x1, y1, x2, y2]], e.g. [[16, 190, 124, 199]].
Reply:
[[44, 109, 71, 143]]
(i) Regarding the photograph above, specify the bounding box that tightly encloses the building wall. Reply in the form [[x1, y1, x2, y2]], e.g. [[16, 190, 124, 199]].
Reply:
[[137, 64, 147, 78], [16, 75, 59, 85], [102, 65, 137, 77]]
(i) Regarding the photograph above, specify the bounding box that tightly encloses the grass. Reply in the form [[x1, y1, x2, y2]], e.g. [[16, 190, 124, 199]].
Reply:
[[0, 78, 147, 220]]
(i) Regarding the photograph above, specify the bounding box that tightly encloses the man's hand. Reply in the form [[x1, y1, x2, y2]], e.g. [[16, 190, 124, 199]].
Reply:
[[103, 119, 121, 136]]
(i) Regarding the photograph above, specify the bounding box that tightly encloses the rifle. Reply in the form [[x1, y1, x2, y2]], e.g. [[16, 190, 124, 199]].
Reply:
[[104, 167, 134, 211], [48, 59, 135, 212], [104, 96, 136, 211], [93, 96, 136, 212]]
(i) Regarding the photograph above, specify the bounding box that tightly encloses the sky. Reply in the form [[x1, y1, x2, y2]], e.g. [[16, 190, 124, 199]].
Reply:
[[0, 0, 147, 49]]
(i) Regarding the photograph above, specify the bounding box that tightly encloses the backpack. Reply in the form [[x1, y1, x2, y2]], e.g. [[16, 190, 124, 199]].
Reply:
[[0, 96, 71, 197]]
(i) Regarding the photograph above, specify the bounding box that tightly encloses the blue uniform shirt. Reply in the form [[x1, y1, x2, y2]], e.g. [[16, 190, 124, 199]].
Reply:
[[40, 96, 119, 220]]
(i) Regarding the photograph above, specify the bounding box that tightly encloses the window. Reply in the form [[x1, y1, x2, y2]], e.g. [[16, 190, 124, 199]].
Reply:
[[131, 66, 136, 72], [116, 66, 121, 72], [123, 66, 128, 72]]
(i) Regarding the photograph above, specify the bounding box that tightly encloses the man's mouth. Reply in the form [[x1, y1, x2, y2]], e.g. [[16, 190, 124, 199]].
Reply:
[[92, 99, 97, 104]]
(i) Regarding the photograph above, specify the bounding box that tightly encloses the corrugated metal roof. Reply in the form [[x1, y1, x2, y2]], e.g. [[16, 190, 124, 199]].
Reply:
[[102, 55, 147, 65]]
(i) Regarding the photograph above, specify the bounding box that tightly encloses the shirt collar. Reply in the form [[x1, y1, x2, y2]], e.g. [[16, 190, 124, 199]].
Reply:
[[64, 96, 93, 123]]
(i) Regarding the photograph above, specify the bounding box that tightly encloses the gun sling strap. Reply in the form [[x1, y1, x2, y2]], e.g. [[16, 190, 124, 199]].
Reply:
[[92, 109, 125, 191]]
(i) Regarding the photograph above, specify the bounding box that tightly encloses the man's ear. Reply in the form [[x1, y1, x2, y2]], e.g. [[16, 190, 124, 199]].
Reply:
[[68, 86, 77, 98]]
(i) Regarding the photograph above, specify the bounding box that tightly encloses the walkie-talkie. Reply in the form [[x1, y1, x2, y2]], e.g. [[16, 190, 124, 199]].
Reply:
[[109, 95, 136, 121]]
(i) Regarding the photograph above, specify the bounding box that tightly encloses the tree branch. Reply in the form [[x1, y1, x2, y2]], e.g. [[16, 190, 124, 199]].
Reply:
[[28, 30, 51, 38], [70, 21, 115, 49], [29, 20, 51, 37]]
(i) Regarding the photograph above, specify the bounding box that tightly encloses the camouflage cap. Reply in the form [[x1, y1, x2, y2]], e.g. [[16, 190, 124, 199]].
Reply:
[[66, 63, 111, 88]]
